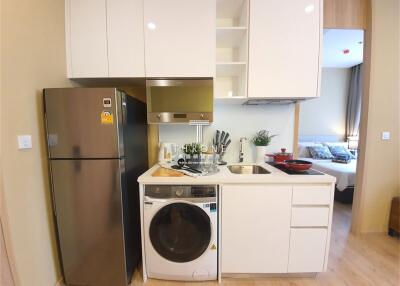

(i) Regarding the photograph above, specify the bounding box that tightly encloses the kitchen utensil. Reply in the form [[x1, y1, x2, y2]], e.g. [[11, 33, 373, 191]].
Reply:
[[282, 159, 312, 171], [267, 148, 293, 163], [173, 158, 202, 173], [200, 153, 220, 175], [212, 130, 231, 165], [224, 139, 231, 149], [158, 142, 177, 163], [152, 167, 185, 177], [220, 131, 225, 146], [218, 139, 231, 165], [222, 132, 230, 145]]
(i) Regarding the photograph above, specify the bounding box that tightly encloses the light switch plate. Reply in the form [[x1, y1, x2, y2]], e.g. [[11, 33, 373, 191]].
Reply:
[[18, 135, 32, 149], [382, 131, 390, 140]]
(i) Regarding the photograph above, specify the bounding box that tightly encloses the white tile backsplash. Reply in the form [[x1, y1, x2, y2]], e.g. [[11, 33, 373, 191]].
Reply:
[[159, 102, 295, 164]]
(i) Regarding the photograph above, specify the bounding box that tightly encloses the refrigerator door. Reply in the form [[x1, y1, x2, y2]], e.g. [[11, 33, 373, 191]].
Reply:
[[50, 159, 127, 286], [44, 88, 123, 159]]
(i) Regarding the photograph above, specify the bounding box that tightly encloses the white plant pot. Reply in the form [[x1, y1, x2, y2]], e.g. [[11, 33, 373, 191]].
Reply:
[[255, 146, 267, 164]]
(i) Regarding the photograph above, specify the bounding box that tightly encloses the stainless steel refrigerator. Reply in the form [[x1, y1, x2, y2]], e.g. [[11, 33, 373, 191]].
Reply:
[[43, 88, 148, 286]]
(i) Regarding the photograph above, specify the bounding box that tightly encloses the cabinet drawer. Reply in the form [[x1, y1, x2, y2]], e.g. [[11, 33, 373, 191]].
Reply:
[[292, 185, 331, 205], [288, 228, 327, 273], [291, 207, 329, 227]]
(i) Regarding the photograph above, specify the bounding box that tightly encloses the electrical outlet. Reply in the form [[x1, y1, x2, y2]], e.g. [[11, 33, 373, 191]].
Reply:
[[17, 135, 32, 149], [382, 131, 390, 140]]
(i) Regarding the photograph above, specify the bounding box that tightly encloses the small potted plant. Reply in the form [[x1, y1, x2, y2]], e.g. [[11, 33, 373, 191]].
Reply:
[[252, 130, 277, 163], [183, 143, 202, 167]]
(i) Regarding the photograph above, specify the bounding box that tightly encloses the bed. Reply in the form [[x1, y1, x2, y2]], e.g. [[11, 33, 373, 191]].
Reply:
[[298, 157, 357, 192], [298, 137, 357, 204]]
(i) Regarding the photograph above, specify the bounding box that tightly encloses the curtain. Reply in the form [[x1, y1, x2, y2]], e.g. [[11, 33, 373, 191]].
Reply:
[[346, 64, 363, 138]]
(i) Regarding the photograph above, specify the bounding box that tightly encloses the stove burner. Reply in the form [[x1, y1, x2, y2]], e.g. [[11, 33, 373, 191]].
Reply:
[[267, 162, 324, 175]]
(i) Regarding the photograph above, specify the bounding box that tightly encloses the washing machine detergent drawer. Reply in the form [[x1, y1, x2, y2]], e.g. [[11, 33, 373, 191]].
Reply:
[[143, 187, 218, 281]]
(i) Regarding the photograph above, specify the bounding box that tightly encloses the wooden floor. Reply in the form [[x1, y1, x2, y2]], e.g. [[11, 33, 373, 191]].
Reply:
[[131, 202, 400, 286]]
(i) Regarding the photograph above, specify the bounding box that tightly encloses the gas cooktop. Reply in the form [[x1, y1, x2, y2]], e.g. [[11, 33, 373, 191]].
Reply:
[[267, 162, 324, 175]]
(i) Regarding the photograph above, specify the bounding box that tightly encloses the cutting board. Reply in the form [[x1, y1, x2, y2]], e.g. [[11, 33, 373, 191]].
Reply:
[[152, 167, 185, 177]]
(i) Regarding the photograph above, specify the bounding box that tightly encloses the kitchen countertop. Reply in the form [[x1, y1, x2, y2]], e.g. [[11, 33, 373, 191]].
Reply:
[[138, 163, 336, 185]]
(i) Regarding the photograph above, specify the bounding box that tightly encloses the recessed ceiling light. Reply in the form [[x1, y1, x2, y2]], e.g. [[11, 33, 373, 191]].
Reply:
[[147, 22, 156, 30], [305, 4, 315, 13]]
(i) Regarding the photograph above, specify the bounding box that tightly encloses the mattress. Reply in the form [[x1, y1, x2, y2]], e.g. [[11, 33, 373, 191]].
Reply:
[[299, 158, 357, 191]]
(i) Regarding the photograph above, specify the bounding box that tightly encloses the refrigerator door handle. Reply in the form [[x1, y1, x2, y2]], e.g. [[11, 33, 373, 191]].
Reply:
[[51, 191, 57, 217], [48, 161, 57, 217]]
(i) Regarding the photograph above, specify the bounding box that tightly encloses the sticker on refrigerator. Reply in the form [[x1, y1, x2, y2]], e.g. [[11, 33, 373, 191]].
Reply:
[[101, 111, 114, 125], [103, 98, 112, 108]]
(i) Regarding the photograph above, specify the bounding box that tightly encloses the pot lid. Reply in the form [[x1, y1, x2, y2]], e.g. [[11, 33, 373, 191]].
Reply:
[[276, 148, 292, 155]]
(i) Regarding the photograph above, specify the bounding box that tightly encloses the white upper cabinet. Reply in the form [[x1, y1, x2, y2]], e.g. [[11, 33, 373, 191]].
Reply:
[[248, 0, 322, 98], [66, 0, 145, 78], [107, 0, 145, 77], [143, 0, 216, 78], [66, 0, 108, 78]]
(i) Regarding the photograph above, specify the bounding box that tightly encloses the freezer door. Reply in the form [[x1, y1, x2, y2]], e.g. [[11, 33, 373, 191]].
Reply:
[[50, 159, 127, 286], [44, 88, 123, 159]]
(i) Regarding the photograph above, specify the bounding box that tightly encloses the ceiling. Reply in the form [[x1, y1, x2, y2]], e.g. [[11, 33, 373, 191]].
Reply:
[[322, 29, 364, 68]]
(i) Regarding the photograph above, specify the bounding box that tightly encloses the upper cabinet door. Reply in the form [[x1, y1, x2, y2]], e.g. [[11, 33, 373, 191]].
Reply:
[[144, 0, 216, 78], [66, 0, 109, 78], [107, 0, 145, 77], [248, 0, 322, 98]]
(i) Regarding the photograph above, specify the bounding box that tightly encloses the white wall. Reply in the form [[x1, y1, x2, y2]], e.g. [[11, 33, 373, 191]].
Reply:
[[299, 68, 351, 139], [354, 0, 400, 233], [159, 103, 295, 163], [1, 1, 74, 285]]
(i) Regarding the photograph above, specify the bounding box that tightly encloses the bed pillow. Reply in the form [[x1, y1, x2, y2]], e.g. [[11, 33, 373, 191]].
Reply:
[[328, 145, 356, 160], [298, 142, 323, 158], [308, 146, 334, 159], [322, 142, 348, 148]]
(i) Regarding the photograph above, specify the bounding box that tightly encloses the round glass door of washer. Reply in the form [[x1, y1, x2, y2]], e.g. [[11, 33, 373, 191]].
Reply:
[[149, 202, 211, 263]]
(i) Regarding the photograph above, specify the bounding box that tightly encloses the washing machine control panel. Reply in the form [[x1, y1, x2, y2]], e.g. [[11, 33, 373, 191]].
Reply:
[[145, 185, 217, 199]]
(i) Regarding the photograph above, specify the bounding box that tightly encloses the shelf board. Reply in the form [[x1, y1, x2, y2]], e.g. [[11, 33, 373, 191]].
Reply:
[[217, 28, 247, 48], [216, 26, 247, 30], [215, 96, 247, 100], [215, 75, 247, 99], [216, 61, 247, 65], [216, 62, 247, 76]]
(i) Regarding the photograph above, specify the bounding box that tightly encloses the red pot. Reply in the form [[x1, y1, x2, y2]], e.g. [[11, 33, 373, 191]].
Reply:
[[267, 148, 293, 163], [283, 160, 313, 172]]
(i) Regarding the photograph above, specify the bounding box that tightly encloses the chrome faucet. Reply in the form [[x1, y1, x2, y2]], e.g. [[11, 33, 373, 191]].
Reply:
[[239, 137, 247, 163]]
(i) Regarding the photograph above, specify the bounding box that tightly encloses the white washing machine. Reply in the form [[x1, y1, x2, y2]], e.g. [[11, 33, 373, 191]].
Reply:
[[143, 185, 218, 281]]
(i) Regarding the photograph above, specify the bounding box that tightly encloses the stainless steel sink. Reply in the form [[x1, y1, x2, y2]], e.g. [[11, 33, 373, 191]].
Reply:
[[227, 165, 271, 174]]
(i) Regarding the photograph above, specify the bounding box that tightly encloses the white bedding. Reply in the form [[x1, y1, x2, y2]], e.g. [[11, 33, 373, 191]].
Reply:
[[299, 158, 357, 191]]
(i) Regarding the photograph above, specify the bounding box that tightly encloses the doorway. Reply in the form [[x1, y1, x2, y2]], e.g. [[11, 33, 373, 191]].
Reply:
[[297, 28, 366, 230]]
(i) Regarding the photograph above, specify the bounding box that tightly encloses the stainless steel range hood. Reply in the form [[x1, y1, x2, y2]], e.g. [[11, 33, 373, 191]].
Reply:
[[146, 79, 213, 124]]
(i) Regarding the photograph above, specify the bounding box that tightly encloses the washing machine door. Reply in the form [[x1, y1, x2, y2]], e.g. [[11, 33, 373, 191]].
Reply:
[[150, 202, 211, 263]]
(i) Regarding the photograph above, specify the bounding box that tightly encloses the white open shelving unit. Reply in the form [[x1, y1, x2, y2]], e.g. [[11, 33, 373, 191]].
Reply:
[[215, 0, 249, 99]]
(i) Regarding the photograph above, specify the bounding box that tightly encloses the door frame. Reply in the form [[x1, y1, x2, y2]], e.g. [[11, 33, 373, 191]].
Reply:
[[350, 0, 372, 234], [293, 0, 372, 234]]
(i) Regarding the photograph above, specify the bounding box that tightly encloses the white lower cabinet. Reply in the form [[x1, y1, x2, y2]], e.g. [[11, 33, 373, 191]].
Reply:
[[221, 185, 292, 273], [291, 207, 329, 227], [288, 228, 328, 273], [221, 184, 333, 275]]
